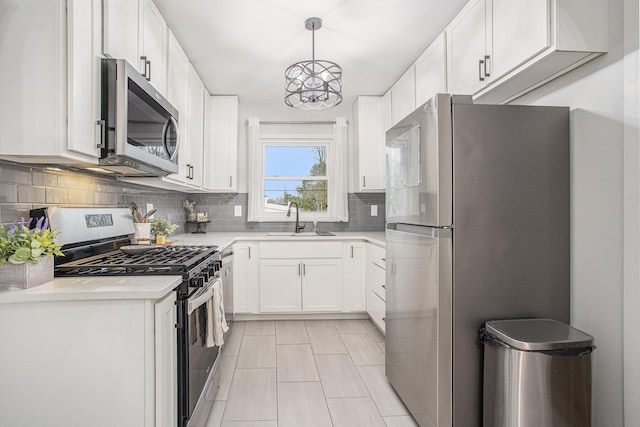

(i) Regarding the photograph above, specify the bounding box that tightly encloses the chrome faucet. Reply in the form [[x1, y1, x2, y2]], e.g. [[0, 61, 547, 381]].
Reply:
[[286, 201, 304, 233]]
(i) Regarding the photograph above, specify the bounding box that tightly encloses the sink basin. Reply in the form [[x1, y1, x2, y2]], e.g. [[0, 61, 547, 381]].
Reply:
[[266, 232, 335, 237]]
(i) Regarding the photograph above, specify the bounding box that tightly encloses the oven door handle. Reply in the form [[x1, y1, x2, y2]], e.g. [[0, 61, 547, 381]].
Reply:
[[187, 285, 213, 315]]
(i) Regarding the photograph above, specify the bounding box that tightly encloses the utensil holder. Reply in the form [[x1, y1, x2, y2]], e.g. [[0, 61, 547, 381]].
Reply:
[[132, 223, 151, 244]]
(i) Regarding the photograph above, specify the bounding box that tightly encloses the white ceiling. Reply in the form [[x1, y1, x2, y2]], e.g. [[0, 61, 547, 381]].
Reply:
[[154, 0, 468, 106]]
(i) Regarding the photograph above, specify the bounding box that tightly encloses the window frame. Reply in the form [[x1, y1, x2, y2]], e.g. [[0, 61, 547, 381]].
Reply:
[[255, 134, 338, 222]]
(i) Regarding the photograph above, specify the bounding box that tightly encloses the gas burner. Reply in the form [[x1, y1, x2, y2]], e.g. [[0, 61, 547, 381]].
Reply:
[[55, 245, 219, 278]]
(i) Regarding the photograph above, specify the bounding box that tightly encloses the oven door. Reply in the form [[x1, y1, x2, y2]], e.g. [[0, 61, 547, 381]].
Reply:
[[184, 279, 220, 425]]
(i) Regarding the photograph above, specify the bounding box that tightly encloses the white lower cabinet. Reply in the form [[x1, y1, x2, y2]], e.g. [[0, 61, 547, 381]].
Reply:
[[342, 242, 366, 312], [366, 243, 386, 332], [258, 241, 344, 313], [259, 258, 343, 313], [232, 242, 260, 314], [0, 292, 178, 427], [259, 259, 303, 312], [154, 292, 177, 427]]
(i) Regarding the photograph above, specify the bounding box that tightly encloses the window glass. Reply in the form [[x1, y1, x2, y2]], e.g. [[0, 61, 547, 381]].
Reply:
[[263, 146, 327, 214]]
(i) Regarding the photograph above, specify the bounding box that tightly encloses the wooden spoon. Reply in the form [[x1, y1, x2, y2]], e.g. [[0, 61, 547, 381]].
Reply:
[[141, 208, 157, 223]]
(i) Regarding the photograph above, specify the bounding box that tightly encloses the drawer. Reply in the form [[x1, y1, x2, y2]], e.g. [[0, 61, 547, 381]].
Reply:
[[368, 263, 386, 301], [368, 291, 385, 333], [368, 244, 385, 269], [260, 241, 343, 259]]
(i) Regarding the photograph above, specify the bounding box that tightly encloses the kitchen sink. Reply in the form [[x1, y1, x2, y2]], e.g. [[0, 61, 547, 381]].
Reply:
[[266, 231, 335, 237]]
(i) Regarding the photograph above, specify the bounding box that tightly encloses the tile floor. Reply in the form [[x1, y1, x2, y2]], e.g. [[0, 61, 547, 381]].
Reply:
[[204, 319, 418, 427]]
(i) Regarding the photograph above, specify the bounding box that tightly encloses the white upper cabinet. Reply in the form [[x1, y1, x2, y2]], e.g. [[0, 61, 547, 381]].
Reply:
[[490, 0, 549, 79], [139, 0, 167, 94], [449, 0, 488, 96], [352, 97, 386, 192], [447, 0, 607, 103], [166, 31, 190, 184], [103, 0, 168, 95], [415, 33, 448, 107], [0, 0, 101, 163], [391, 67, 416, 125], [185, 64, 206, 188], [102, 0, 140, 68], [204, 96, 239, 192]]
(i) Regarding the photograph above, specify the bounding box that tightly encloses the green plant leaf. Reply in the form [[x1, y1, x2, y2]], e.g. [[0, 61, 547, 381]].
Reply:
[[8, 247, 31, 264]]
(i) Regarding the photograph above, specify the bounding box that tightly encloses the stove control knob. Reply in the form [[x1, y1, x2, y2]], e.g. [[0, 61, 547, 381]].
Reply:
[[201, 271, 210, 282]]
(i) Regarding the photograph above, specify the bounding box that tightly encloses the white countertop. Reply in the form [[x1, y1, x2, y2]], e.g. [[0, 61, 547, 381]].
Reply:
[[173, 231, 386, 250], [0, 231, 385, 304], [0, 275, 182, 304]]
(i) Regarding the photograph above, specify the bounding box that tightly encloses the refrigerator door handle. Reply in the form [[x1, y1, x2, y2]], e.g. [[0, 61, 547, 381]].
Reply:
[[387, 223, 452, 238]]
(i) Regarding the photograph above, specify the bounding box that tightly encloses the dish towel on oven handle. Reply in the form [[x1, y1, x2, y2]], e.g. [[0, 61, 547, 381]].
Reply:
[[206, 277, 229, 347]]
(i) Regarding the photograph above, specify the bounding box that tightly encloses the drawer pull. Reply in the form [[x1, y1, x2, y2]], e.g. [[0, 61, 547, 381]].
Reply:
[[382, 285, 386, 289], [382, 317, 386, 322]]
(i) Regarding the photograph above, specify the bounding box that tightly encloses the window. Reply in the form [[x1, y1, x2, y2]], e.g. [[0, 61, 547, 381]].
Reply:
[[247, 118, 348, 223], [264, 145, 328, 214]]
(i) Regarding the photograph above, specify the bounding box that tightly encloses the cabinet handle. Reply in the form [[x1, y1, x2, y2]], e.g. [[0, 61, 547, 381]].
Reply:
[[140, 56, 148, 77], [248, 246, 251, 259], [96, 120, 106, 149], [484, 55, 491, 77], [229, 176, 233, 188], [298, 263, 301, 276], [190, 165, 194, 180], [186, 164, 191, 179], [362, 176, 366, 188], [303, 263, 306, 275], [478, 59, 485, 81], [382, 317, 386, 322], [146, 59, 152, 81], [351, 246, 354, 258], [382, 284, 386, 289]]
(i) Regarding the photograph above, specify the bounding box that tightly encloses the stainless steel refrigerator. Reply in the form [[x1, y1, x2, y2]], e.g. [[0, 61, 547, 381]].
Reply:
[[385, 94, 570, 427]]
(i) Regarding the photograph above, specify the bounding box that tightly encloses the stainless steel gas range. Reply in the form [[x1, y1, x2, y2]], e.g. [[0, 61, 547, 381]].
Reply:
[[35, 207, 228, 427]]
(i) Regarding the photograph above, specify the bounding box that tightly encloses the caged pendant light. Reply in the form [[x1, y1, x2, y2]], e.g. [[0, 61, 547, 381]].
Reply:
[[284, 17, 343, 110]]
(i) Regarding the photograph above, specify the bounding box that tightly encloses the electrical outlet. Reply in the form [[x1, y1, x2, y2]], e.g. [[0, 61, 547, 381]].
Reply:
[[146, 203, 154, 219], [234, 205, 242, 217], [371, 205, 378, 216]]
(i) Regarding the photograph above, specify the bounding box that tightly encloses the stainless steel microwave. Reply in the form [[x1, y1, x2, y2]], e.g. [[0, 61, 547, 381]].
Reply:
[[98, 58, 180, 176]]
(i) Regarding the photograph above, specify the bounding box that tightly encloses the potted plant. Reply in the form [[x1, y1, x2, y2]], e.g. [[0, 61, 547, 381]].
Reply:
[[150, 218, 179, 244], [0, 217, 64, 290]]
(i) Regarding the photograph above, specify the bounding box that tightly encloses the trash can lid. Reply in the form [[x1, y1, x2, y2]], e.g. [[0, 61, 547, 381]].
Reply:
[[485, 319, 594, 351]]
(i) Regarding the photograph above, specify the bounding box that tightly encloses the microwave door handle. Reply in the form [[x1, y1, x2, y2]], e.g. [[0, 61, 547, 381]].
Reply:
[[162, 116, 181, 162]]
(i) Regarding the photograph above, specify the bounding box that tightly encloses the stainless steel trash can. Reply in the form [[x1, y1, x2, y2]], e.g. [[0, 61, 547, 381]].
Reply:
[[481, 319, 595, 427]]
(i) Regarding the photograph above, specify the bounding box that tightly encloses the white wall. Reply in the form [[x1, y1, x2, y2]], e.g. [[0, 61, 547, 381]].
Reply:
[[514, 0, 635, 425]]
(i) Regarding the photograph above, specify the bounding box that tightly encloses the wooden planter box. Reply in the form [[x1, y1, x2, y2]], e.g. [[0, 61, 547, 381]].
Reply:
[[0, 256, 54, 290]]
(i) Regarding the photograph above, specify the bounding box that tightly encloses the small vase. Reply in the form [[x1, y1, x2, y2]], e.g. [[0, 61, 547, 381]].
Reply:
[[188, 212, 197, 222], [156, 235, 166, 245], [0, 256, 54, 290]]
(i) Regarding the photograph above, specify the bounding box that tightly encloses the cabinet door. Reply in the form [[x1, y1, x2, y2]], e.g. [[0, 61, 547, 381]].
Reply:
[[233, 242, 259, 314], [449, 0, 487, 95], [203, 96, 239, 192], [166, 31, 190, 184], [343, 242, 366, 312], [415, 33, 447, 107], [391, 66, 416, 125], [102, 0, 140, 69], [186, 64, 205, 188], [67, 0, 101, 159], [302, 259, 343, 312], [491, 0, 549, 78], [259, 259, 301, 312], [353, 97, 385, 191], [154, 292, 177, 427], [140, 0, 167, 94]]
